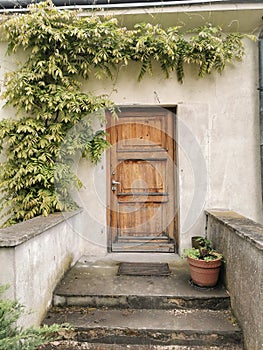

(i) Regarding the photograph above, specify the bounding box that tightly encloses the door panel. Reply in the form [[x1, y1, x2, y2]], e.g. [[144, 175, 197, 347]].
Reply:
[[117, 203, 166, 234], [116, 118, 167, 151], [117, 159, 167, 195], [106, 107, 177, 252]]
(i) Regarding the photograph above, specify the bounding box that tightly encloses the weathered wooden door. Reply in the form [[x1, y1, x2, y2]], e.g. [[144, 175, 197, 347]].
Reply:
[[106, 107, 177, 252]]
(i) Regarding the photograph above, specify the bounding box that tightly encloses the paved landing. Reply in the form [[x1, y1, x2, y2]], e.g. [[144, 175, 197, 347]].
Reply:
[[53, 253, 229, 308]]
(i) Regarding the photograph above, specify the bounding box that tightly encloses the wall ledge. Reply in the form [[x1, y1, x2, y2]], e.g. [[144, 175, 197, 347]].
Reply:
[[205, 209, 263, 251], [0, 210, 82, 247]]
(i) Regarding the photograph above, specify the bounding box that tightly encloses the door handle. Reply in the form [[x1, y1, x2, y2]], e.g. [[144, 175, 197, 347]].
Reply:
[[111, 180, 120, 191], [112, 180, 121, 185]]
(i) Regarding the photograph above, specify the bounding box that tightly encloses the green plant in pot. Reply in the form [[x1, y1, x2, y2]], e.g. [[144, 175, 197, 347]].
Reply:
[[191, 236, 205, 249], [184, 238, 223, 288]]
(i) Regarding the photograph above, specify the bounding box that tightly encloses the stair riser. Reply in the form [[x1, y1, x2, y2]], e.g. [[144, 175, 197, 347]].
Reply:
[[53, 295, 230, 310], [74, 328, 242, 346], [39, 341, 244, 350]]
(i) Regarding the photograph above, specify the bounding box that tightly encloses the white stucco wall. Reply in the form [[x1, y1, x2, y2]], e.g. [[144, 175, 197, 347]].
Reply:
[[73, 36, 262, 254], [0, 211, 83, 326], [0, 9, 262, 255]]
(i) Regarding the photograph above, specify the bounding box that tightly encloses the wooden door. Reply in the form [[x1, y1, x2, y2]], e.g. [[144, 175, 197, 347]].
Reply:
[[106, 107, 177, 252]]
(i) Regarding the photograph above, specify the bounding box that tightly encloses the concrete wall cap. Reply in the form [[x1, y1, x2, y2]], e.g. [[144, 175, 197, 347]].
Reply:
[[0, 209, 82, 247], [206, 209, 263, 252]]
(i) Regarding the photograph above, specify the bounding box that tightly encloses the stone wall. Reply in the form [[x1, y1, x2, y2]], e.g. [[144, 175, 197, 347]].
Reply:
[[0, 210, 83, 326], [206, 210, 263, 350]]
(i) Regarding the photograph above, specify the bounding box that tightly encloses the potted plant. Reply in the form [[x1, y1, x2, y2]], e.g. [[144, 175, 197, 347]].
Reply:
[[184, 238, 223, 288], [191, 236, 205, 249]]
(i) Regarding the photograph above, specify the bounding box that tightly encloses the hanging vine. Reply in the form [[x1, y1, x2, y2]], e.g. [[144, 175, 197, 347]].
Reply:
[[0, 1, 253, 227]]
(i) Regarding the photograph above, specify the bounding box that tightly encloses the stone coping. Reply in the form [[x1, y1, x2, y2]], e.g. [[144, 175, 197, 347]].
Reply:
[[0, 210, 82, 247], [206, 209, 263, 251]]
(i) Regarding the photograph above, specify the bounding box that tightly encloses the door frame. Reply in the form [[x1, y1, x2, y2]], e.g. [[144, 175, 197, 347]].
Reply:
[[106, 105, 178, 252]]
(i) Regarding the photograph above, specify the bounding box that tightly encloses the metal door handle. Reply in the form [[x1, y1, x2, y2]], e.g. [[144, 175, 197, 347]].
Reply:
[[112, 180, 121, 185], [111, 180, 120, 191]]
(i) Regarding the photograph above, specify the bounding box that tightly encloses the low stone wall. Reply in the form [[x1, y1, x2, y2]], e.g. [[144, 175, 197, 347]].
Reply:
[[206, 210, 263, 350], [0, 210, 83, 326]]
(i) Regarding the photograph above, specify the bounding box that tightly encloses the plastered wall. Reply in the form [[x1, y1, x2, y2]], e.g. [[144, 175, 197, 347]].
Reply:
[[0, 211, 83, 326], [75, 37, 262, 254], [0, 17, 262, 255]]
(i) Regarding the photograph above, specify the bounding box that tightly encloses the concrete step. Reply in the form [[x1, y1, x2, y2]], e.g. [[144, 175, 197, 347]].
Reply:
[[53, 258, 230, 310], [111, 241, 175, 252], [39, 341, 244, 350], [43, 307, 242, 347]]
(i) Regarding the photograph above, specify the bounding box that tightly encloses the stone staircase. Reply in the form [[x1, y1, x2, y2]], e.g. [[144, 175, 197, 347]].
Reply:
[[42, 254, 244, 350]]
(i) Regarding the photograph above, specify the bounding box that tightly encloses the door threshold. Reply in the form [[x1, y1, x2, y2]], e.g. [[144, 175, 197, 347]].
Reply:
[[111, 241, 175, 253], [104, 252, 180, 264]]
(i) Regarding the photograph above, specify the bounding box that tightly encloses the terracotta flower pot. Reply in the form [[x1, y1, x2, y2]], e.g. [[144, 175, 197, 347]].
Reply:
[[187, 255, 222, 287]]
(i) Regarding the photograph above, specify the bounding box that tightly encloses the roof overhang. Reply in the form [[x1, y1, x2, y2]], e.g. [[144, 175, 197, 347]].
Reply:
[[0, 0, 263, 13], [0, 0, 262, 34]]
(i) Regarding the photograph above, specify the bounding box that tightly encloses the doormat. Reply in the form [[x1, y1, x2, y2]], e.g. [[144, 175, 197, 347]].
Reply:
[[117, 262, 171, 276]]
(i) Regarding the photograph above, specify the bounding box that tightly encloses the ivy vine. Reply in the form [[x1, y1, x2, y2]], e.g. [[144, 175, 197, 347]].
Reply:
[[0, 1, 253, 227]]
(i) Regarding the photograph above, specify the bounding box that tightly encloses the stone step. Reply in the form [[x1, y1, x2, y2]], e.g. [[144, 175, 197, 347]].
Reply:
[[39, 341, 244, 350], [111, 241, 175, 253], [53, 258, 230, 310], [43, 307, 242, 347]]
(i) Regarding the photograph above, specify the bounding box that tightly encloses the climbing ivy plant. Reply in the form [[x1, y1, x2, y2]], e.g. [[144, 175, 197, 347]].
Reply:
[[0, 1, 252, 227]]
